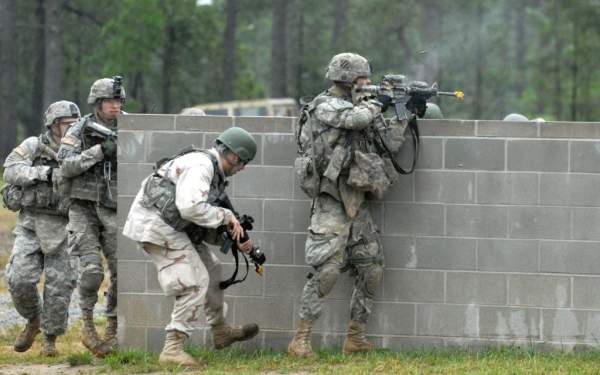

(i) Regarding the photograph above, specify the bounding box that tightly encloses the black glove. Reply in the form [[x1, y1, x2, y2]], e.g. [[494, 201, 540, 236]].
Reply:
[[406, 97, 427, 118], [377, 94, 392, 112], [46, 167, 53, 182], [101, 138, 117, 158]]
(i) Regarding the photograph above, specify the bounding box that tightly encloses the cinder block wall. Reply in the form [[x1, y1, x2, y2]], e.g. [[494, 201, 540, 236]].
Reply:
[[117, 115, 600, 352]]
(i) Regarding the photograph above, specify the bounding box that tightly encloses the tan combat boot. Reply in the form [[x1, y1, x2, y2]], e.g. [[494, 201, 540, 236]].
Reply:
[[342, 320, 374, 354], [211, 321, 259, 350], [159, 330, 205, 368], [81, 310, 112, 358], [14, 315, 40, 352], [42, 334, 58, 357], [103, 316, 118, 350], [287, 319, 315, 357]]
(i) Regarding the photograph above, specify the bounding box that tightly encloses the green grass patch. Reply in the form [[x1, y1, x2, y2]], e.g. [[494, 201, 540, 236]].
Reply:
[[66, 351, 94, 366]]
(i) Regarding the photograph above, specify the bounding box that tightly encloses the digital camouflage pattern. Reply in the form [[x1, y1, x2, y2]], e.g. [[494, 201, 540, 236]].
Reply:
[[87, 77, 126, 104], [44, 100, 81, 127], [3, 131, 77, 337], [325, 53, 371, 83]]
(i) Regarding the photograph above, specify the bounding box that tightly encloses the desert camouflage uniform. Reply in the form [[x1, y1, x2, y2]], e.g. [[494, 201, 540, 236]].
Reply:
[[57, 113, 117, 318], [298, 86, 387, 324], [4, 132, 77, 336], [123, 148, 233, 335]]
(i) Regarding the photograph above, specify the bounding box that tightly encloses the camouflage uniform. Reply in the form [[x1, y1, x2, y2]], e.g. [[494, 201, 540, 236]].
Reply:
[[3, 131, 77, 339]]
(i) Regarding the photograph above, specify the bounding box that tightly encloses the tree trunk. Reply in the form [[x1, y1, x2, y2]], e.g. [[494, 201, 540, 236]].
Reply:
[[330, 0, 348, 52], [43, 0, 63, 110], [0, 0, 18, 163], [271, 0, 288, 97], [30, 0, 46, 136], [513, 0, 526, 100], [160, 0, 176, 113], [294, 1, 305, 98], [570, 19, 579, 121], [222, 0, 239, 100], [473, 2, 484, 119], [552, 2, 562, 120]]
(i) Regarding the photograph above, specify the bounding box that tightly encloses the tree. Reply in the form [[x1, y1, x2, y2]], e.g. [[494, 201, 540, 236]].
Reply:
[[223, 0, 239, 100], [270, 0, 288, 97], [43, 0, 63, 110], [0, 0, 18, 163]]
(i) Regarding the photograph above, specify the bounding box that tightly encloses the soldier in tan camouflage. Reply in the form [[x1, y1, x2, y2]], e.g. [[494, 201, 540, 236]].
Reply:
[[3, 101, 80, 356], [57, 77, 123, 357]]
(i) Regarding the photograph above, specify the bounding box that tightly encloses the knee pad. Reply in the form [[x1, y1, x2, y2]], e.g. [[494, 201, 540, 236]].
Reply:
[[317, 264, 340, 297], [364, 265, 384, 298], [79, 272, 104, 295]]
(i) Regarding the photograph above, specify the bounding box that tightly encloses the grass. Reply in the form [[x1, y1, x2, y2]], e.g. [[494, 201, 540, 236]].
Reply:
[[1, 320, 600, 374]]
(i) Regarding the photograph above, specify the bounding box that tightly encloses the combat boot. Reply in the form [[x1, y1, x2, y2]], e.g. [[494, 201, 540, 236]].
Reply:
[[103, 316, 118, 350], [287, 319, 315, 357], [342, 320, 374, 354], [42, 334, 58, 357], [159, 330, 205, 368], [14, 315, 40, 352], [81, 310, 112, 358], [211, 320, 259, 350]]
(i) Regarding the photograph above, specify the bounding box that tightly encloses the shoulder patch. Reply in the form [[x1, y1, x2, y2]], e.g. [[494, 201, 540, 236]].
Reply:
[[14, 145, 27, 157], [62, 135, 79, 147]]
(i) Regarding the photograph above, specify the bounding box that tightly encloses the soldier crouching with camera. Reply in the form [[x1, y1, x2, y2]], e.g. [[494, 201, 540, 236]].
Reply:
[[122, 127, 260, 368]]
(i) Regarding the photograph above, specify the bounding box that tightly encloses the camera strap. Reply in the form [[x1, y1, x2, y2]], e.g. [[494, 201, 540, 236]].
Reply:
[[219, 245, 250, 290]]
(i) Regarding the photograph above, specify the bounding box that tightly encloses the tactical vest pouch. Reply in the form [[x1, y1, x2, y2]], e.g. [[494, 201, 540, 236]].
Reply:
[[323, 144, 347, 182], [141, 175, 190, 232], [1, 184, 23, 211], [70, 174, 101, 202], [347, 151, 394, 199], [294, 155, 320, 198]]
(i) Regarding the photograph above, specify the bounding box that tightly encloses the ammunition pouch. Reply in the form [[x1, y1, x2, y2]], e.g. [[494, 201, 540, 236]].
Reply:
[[140, 174, 191, 232], [347, 151, 399, 199], [294, 155, 320, 198]]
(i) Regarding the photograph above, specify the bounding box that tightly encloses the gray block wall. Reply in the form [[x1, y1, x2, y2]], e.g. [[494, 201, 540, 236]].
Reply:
[[117, 115, 600, 352]]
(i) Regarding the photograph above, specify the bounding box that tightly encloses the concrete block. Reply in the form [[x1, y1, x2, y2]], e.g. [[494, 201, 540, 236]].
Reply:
[[383, 203, 444, 236], [419, 119, 476, 137], [264, 265, 310, 298], [175, 115, 233, 131], [380, 235, 416, 268], [446, 205, 508, 238], [233, 116, 295, 133], [233, 296, 294, 329], [119, 326, 147, 351], [308, 299, 351, 333], [572, 277, 600, 309], [541, 174, 600, 207], [203, 132, 219, 148], [293, 233, 308, 265], [541, 241, 600, 275], [367, 201, 384, 230], [262, 133, 296, 166], [147, 131, 204, 162], [232, 166, 293, 199], [445, 139, 505, 171], [542, 309, 586, 342], [477, 120, 538, 138], [477, 172, 538, 205], [478, 239, 539, 272], [416, 304, 480, 337], [117, 196, 135, 227], [570, 140, 600, 173], [478, 306, 540, 339], [508, 206, 570, 240], [251, 231, 294, 265], [118, 293, 174, 326], [118, 131, 146, 163], [381, 336, 445, 351], [383, 269, 444, 302], [117, 163, 152, 196], [572, 208, 600, 241], [415, 171, 475, 203], [403, 137, 443, 170], [414, 237, 476, 270], [263, 330, 294, 351], [117, 260, 147, 293], [221, 263, 264, 297], [508, 275, 570, 307], [229, 198, 264, 230], [263, 199, 311, 232], [119, 114, 175, 131], [117, 232, 147, 261], [382, 173, 414, 202], [146, 262, 162, 293], [368, 302, 415, 335], [446, 272, 507, 305], [540, 121, 600, 139], [507, 140, 568, 172]]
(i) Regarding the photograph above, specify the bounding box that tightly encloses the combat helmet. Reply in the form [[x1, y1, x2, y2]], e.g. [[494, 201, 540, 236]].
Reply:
[[216, 127, 257, 163], [503, 113, 528, 122], [43, 100, 81, 127], [87, 76, 126, 105], [424, 102, 444, 119], [180, 107, 206, 116], [325, 53, 371, 83]]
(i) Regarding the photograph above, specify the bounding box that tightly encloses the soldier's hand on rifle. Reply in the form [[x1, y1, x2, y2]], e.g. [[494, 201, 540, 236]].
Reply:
[[101, 138, 117, 157], [237, 238, 253, 254], [227, 215, 244, 242]]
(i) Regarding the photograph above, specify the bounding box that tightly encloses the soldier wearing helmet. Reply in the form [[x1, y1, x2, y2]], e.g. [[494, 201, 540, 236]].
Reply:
[[3, 101, 80, 356], [289, 53, 406, 357], [503, 113, 528, 122], [56, 76, 125, 357], [122, 127, 260, 368], [424, 102, 444, 119]]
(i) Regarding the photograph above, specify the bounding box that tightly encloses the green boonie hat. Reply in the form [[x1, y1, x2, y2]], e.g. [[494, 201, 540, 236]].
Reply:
[[424, 102, 444, 119], [503, 113, 528, 122], [216, 127, 257, 163]]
